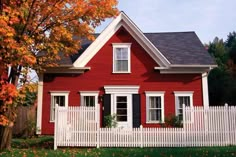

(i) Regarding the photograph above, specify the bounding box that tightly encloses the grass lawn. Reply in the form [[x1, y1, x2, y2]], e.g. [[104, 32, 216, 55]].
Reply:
[[0, 136, 236, 157]]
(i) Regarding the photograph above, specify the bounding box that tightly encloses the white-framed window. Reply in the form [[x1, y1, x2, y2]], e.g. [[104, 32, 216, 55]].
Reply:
[[145, 91, 165, 123], [112, 43, 131, 73], [50, 91, 69, 122], [80, 91, 99, 107], [174, 91, 193, 121]]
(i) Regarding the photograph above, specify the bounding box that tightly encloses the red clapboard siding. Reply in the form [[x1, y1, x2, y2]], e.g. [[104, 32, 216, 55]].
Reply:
[[41, 27, 203, 134]]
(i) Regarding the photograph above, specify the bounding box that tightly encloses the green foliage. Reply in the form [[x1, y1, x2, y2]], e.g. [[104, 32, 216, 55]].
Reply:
[[24, 116, 36, 138], [161, 114, 183, 128], [104, 114, 117, 128], [208, 37, 228, 69], [23, 88, 37, 107], [2, 136, 236, 157], [207, 31, 236, 106], [225, 32, 236, 48], [229, 41, 236, 64]]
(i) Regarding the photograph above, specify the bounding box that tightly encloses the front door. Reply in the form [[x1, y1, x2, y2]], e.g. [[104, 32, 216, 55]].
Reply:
[[113, 94, 132, 128]]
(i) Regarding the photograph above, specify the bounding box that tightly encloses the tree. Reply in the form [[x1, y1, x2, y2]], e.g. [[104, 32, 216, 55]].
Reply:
[[0, 0, 118, 150], [226, 32, 236, 77], [207, 37, 227, 69], [207, 32, 236, 106]]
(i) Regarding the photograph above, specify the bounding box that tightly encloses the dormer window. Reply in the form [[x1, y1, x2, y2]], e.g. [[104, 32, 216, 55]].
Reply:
[[113, 43, 131, 73]]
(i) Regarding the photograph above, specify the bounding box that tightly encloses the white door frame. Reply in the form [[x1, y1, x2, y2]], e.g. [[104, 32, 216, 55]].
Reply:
[[104, 85, 140, 128], [112, 94, 132, 128]]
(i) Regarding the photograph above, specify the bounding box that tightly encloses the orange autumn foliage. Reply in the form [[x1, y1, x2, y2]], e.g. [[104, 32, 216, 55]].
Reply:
[[0, 0, 118, 126]]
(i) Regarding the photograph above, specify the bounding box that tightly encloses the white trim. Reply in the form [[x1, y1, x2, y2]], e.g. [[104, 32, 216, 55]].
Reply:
[[120, 21, 170, 67], [80, 91, 99, 95], [104, 85, 139, 94], [170, 64, 217, 68], [173, 91, 194, 95], [154, 67, 169, 70], [80, 91, 99, 107], [73, 12, 170, 68], [111, 94, 132, 128], [202, 72, 209, 109], [36, 74, 43, 134], [174, 91, 194, 122], [112, 43, 131, 73], [145, 91, 165, 123], [158, 67, 211, 74], [104, 85, 139, 128], [112, 43, 132, 46], [50, 91, 69, 122]]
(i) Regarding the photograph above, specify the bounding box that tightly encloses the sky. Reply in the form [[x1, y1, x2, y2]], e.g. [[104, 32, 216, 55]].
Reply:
[[96, 0, 236, 44]]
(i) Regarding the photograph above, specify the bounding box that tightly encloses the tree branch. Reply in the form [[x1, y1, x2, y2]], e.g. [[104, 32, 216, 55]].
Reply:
[[21, 0, 37, 35]]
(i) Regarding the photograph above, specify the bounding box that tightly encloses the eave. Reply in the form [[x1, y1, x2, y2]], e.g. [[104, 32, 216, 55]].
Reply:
[[44, 66, 90, 74], [154, 64, 217, 74]]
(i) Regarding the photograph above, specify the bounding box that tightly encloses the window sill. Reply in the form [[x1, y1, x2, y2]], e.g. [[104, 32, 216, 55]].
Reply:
[[146, 121, 164, 124], [49, 121, 55, 123], [112, 71, 131, 74]]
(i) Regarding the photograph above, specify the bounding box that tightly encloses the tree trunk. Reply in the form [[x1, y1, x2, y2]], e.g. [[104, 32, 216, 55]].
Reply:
[[0, 66, 20, 151], [0, 124, 13, 150]]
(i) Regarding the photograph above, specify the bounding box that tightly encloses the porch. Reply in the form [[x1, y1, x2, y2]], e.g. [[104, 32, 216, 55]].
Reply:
[[54, 105, 236, 150]]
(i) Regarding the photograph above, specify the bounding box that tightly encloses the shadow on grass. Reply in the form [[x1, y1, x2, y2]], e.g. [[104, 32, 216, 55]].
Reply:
[[11, 136, 54, 149]]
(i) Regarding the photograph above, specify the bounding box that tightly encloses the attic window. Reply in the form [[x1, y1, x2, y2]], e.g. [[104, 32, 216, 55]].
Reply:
[[112, 43, 131, 73]]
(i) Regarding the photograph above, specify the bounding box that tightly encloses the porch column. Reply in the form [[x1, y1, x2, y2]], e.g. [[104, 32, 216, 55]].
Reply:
[[202, 72, 209, 109]]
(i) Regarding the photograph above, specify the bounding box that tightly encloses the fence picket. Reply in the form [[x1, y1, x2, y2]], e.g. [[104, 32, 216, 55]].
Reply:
[[54, 105, 236, 150]]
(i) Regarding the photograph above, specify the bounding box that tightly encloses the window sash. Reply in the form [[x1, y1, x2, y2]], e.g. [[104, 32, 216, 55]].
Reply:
[[115, 48, 128, 60], [83, 96, 95, 107], [50, 95, 66, 121], [116, 96, 128, 122], [176, 96, 191, 121], [113, 45, 130, 73], [115, 60, 128, 71], [147, 96, 163, 122]]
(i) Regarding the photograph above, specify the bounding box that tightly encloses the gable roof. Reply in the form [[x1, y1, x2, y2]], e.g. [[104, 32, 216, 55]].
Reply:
[[58, 11, 216, 72], [60, 32, 215, 66], [73, 11, 171, 68]]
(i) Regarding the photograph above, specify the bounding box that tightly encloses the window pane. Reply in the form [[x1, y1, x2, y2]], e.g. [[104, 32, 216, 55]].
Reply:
[[150, 97, 161, 108], [115, 48, 128, 60], [84, 96, 95, 107], [55, 96, 65, 107], [178, 96, 190, 107], [117, 103, 127, 108], [117, 96, 127, 102], [116, 60, 128, 71], [117, 116, 127, 121], [117, 109, 127, 115], [114, 47, 129, 72], [178, 114, 183, 121], [116, 96, 127, 122], [178, 109, 183, 114], [51, 95, 66, 121], [185, 97, 190, 107], [149, 109, 161, 121]]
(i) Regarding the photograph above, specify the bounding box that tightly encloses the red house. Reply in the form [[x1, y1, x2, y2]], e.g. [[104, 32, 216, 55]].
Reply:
[[36, 12, 216, 135]]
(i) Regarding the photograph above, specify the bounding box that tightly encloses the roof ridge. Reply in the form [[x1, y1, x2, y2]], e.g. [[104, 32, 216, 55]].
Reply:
[[144, 31, 195, 34]]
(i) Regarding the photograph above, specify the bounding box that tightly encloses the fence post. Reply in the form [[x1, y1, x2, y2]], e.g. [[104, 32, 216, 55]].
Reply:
[[140, 125, 143, 148], [225, 103, 230, 145], [182, 104, 186, 147], [54, 104, 58, 150], [96, 104, 100, 148]]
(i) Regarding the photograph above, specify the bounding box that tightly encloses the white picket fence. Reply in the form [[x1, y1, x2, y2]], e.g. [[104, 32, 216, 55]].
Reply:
[[54, 105, 236, 149]]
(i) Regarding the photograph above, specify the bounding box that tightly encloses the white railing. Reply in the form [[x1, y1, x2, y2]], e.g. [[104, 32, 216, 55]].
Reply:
[[54, 104, 236, 149]]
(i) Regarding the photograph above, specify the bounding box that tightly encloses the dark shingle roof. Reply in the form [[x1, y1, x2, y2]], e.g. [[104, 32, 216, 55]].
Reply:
[[59, 32, 215, 66], [144, 32, 215, 65]]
